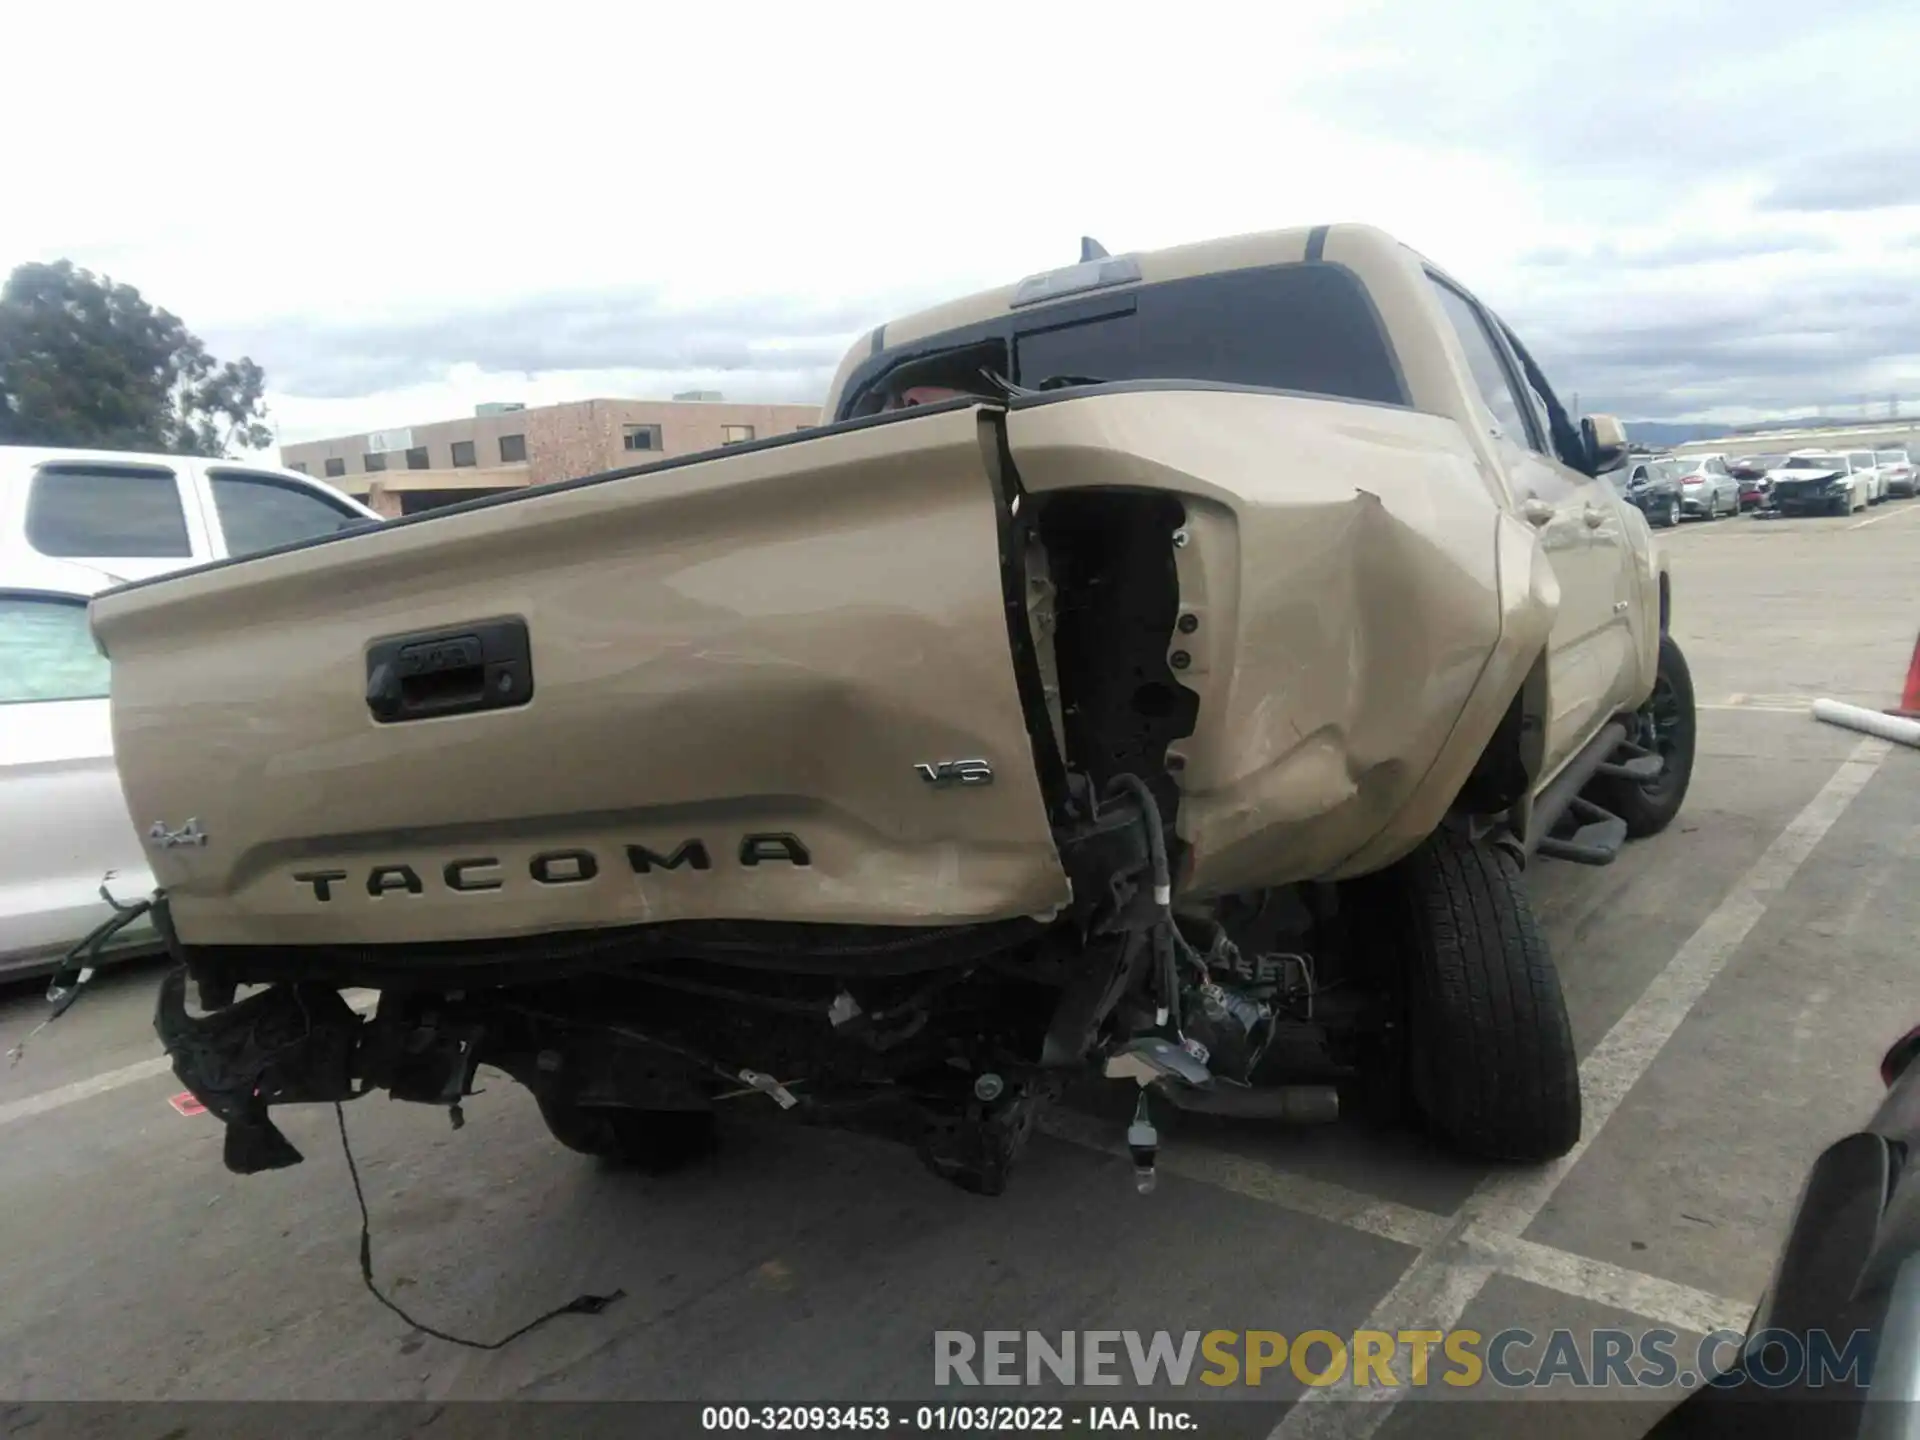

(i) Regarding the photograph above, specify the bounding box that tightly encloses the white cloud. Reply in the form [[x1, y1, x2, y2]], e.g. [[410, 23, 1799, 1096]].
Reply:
[[5, 0, 1918, 436]]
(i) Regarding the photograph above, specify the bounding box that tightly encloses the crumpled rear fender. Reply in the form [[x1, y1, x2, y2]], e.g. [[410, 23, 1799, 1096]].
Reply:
[[1005, 386, 1561, 895]]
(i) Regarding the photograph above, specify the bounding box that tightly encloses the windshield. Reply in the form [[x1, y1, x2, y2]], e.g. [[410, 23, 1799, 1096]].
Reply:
[[1878, 452, 1908, 464], [1782, 455, 1845, 471]]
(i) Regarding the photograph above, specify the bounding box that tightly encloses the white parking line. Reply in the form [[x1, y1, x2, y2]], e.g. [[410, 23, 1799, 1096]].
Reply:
[[1271, 734, 1890, 1438], [1478, 1231, 1751, 1338], [1040, 1109, 1449, 1250], [0, 989, 382, 1133], [1850, 503, 1920, 531], [0, 1055, 173, 1132], [1042, 1110, 1751, 1338]]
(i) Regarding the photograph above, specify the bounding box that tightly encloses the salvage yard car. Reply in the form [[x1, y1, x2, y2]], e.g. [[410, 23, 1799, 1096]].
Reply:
[[1, 444, 380, 580], [1620, 456, 1686, 528], [1876, 449, 1915, 499], [0, 558, 159, 981], [1, 452, 380, 984], [91, 222, 1696, 1195], [1728, 454, 1785, 513], [1767, 451, 1873, 516], [1672, 454, 1740, 519]]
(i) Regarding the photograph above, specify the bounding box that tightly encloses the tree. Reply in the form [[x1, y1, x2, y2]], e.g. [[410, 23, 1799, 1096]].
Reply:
[[0, 259, 273, 457]]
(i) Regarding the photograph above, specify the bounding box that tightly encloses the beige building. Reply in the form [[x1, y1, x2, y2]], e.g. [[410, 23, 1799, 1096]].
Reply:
[[281, 395, 822, 517]]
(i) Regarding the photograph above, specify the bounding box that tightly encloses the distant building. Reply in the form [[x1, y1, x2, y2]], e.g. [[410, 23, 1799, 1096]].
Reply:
[[281, 395, 821, 517]]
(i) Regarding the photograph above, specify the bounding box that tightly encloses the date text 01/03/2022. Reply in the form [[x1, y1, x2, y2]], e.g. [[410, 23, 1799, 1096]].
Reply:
[[700, 1405, 1198, 1432]]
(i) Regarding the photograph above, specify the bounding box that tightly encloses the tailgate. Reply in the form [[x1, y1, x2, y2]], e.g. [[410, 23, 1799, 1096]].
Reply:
[[91, 404, 1068, 947]]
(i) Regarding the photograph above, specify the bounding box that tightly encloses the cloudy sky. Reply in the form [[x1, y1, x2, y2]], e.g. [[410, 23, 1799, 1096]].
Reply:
[[5, 0, 1917, 447]]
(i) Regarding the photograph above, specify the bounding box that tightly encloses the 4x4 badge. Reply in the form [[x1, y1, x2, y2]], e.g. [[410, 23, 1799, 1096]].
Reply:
[[148, 818, 209, 849]]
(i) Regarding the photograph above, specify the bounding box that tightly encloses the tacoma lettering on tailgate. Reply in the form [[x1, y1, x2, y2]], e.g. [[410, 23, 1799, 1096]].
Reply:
[[290, 833, 813, 901]]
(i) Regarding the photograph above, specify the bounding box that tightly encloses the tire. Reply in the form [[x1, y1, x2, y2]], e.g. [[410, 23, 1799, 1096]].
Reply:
[[1588, 632, 1697, 838], [1368, 828, 1581, 1162], [536, 1094, 718, 1173], [1662, 498, 1680, 529]]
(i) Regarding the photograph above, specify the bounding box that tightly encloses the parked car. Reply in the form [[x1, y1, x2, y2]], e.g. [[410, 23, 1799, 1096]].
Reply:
[[1875, 449, 1915, 499], [0, 558, 159, 982], [2, 445, 381, 580], [1645, 1018, 1920, 1438], [1768, 452, 1872, 516], [0, 450, 380, 984], [1850, 450, 1888, 506], [1673, 454, 1741, 519], [1728, 454, 1786, 512], [1619, 456, 1687, 528], [96, 221, 1693, 1197]]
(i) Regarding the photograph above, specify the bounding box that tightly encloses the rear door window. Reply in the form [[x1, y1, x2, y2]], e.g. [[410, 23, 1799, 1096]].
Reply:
[[1427, 280, 1537, 449], [206, 470, 370, 556], [0, 595, 111, 704], [24, 463, 193, 559], [1011, 264, 1405, 406]]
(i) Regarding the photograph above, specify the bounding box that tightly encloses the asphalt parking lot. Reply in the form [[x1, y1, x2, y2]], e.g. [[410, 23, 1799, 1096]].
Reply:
[[3, 498, 1917, 1436]]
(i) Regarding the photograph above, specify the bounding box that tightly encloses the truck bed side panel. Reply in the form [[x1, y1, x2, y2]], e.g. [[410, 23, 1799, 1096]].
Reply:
[[1006, 386, 1534, 894]]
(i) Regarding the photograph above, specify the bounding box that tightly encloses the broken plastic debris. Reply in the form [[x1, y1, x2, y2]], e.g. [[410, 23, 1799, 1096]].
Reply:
[[738, 1070, 800, 1109]]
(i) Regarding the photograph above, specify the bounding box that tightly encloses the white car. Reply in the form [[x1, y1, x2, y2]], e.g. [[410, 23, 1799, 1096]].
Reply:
[[0, 557, 159, 981], [1766, 451, 1873, 516], [0, 449, 381, 983], [1848, 448, 1888, 505], [1880, 450, 1917, 499], [2, 443, 380, 580]]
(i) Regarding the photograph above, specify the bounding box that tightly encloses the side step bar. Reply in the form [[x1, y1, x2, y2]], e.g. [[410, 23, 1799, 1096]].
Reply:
[[1536, 796, 1629, 866], [1527, 719, 1626, 859], [1526, 718, 1662, 868]]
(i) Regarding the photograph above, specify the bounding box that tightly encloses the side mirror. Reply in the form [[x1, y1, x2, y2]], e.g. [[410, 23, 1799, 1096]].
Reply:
[[1582, 414, 1628, 474]]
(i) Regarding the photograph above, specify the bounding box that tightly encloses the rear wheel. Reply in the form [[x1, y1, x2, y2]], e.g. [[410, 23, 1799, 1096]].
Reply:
[[1588, 632, 1697, 838], [1661, 498, 1680, 529], [536, 1095, 718, 1172], [1365, 828, 1581, 1163]]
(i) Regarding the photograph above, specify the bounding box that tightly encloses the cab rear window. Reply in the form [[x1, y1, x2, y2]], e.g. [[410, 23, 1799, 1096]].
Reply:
[[1014, 265, 1405, 405], [839, 262, 1407, 419]]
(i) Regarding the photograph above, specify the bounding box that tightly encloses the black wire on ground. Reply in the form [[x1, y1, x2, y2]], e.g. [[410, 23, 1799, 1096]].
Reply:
[[332, 1102, 624, 1350]]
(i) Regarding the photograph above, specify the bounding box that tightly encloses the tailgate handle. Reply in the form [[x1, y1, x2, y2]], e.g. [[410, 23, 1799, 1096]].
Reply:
[[365, 617, 533, 723]]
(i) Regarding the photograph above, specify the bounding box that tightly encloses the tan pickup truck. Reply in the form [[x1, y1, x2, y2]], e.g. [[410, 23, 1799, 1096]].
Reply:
[[92, 222, 1693, 1195]]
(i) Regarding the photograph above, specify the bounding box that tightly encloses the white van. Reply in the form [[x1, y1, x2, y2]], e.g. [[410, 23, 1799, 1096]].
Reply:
[[1, 444, 381, 582]]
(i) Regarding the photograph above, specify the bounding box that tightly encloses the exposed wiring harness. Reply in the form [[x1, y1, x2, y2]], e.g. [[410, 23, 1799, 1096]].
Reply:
[[9, 877, 154, 1067], [1100, 774, 1198, 1035]]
